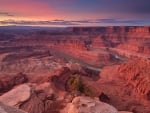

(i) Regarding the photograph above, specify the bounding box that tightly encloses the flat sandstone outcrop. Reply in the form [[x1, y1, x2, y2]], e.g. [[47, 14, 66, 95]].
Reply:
[[62, 96, 118, 113], [0, 84, 31, 107], [0, 102, 27, 113]]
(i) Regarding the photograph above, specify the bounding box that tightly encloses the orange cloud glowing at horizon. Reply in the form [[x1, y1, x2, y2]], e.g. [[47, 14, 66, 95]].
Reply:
[[0, 0, 59, 20], [0, 0, 149, 26]]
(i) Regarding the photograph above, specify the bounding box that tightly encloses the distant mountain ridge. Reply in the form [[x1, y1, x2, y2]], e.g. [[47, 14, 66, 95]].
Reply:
[[0, 25, 66, 31]]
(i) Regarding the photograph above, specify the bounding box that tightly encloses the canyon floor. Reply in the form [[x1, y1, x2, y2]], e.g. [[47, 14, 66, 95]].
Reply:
[[0, 26, 150, 113]]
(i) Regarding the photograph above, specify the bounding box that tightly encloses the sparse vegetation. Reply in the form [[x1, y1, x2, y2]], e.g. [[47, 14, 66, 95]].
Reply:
[[66, 75, 94, 97]]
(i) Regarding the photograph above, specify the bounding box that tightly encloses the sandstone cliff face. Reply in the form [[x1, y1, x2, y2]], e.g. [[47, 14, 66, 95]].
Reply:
[[92, 35, 111, 48], [117, 43, 150, 54], [1, 26, 149, 67], [118, 59, 150, 102], [70, 26, 150, 34], [46, 26, 150, 66]]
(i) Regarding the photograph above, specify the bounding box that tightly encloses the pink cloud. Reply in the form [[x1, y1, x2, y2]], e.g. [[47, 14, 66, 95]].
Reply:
[[0, 0, 56, 19]]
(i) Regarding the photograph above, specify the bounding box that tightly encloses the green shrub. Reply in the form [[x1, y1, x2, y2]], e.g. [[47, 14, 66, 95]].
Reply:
[[66, 75, 94, 97], [82, 85, 94, 97], [67, 75, 83, 92]]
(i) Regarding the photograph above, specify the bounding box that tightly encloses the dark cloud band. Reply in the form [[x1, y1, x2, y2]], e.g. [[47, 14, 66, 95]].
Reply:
[[0, 11, 14, 16]]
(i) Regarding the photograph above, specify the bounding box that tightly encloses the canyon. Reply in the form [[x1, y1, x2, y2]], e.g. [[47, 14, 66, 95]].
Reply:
[[0, 26, 150, 113]]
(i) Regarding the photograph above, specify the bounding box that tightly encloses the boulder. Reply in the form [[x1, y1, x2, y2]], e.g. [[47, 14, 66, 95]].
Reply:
[[62, 96, 118, 113], [118, 111, 133, 113]]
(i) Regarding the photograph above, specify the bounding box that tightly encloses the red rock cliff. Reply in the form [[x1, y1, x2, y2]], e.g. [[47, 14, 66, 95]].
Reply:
[[118, 59, 150, 101]]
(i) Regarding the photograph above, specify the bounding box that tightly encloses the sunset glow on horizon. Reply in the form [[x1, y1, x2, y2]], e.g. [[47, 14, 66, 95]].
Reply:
[[0, 0, 150, 26]]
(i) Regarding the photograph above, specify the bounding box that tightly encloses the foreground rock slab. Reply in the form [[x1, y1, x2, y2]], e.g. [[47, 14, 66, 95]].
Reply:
[[0, 84, 31, 107], [0, 102, 27, 113], [62, 96, 118, 113], [118, 111, 133, 113]]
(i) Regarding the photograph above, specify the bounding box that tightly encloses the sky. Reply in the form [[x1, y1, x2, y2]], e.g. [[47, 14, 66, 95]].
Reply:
[[0, 0, 150, 26]]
